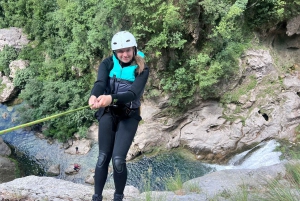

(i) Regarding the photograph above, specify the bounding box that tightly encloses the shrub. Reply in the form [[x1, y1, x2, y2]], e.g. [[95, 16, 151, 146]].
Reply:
[[0, 45, 18, 76]]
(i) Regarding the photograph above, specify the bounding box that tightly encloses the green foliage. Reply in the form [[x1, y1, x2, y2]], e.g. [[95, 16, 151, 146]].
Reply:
[[0, 45, 18, 76], [286, 163, 300, 186], [296, 124, 300, 140], [212, 0, 248, 40], [228, 184, 250, 201], [77, 126, 88, 138], [0, 3, 6, 28], [105, 0, 188, 54], [1, 0, 299, 140], [199, 0, 231, 26], [184, 181, 201, 193], [258, 163, 300, 201], [13, 68, 35, 89], [244, 0, 288, 28], [0, 0, 58, 40], [165, 168, 183, 192], [276, 139, 300, 160], [17, 78, 94, 141], [160, 65, 197, 108]]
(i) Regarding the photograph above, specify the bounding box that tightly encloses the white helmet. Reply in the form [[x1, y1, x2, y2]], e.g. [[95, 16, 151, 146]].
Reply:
[[111, 31, 137, 50]]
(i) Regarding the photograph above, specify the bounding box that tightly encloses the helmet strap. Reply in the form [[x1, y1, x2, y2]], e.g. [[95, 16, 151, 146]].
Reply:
[[134, 47, 137, 56]]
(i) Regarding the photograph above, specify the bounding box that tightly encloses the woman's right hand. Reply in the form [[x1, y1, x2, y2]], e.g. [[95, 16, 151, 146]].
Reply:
[[88, 95, 97, 109]]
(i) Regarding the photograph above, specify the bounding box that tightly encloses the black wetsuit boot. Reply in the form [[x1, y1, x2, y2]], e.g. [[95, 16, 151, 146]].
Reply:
[[92, 194, 102, 201], [113, 193, 124, 201]]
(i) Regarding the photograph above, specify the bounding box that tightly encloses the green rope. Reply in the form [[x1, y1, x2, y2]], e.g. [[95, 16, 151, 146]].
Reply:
[[0, 105, 91, 135]]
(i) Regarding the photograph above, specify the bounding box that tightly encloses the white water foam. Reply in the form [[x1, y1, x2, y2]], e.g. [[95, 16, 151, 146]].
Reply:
[[211, 140, 284, 171]]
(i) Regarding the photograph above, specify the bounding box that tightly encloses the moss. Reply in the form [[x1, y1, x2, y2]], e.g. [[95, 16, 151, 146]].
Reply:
[[6, 98, 23, 106], [0, 83, 6, 94], [220, 75, 257, 105], [8, 157, 21, 178]]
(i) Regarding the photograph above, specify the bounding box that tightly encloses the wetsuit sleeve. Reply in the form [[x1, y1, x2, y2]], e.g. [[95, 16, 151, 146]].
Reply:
[[90, 57, 112, 97], [111, 65, 149, 104]]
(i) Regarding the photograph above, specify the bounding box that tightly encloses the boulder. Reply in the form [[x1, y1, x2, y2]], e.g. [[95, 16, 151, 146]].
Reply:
[[46, 164, 60, 176], [9, 59, 29, 79], [0, 75, 19, 103], [64, 139, 92, 155]]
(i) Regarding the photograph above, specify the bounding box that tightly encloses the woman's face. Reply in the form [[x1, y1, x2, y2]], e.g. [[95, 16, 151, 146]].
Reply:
[[115, 47, 134, 63]]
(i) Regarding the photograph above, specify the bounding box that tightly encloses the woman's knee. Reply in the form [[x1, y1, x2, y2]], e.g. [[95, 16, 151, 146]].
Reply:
[[112, 156, 126, 173], [97, 152, 108, 168]]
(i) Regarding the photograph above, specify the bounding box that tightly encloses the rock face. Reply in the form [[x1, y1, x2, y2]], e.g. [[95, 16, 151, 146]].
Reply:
[[286, 14, 300, 36], [0, 27, 29, 51], [126, 39, 300, 163]]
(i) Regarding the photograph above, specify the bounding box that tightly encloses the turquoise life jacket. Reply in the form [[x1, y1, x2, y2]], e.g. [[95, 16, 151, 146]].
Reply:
[[109, 51, 145, 82], [108, 51, 145, 109]]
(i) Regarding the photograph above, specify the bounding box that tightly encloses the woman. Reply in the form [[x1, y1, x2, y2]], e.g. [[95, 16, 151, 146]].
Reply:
[[89, 31, 149, 201]]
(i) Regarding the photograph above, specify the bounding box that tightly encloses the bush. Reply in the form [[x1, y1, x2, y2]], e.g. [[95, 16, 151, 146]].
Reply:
[[0, 45, 18, 76], [17, 78, 95, 141]]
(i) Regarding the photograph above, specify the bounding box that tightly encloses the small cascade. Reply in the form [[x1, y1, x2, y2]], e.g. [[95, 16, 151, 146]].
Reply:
[[229, 140, 283, 169], [212, 140, 283, 171]]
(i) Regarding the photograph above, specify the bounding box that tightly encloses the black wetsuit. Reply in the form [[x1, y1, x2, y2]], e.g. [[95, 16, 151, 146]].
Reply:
[[90, 56, 149, 195]]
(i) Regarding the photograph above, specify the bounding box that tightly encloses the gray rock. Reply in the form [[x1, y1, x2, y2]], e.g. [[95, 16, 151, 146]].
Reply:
[[9, 59, 29, 79], [0, 176, 93, 201], [0, 137, 11, 156], [0, 75, 19, 103], [286, 15, 300, 36], [0, 161, 298, 201], [0, 27, 29, 51], [85, 173, 95, 185], [46, 164, 60, 176], [0, 176, 139, 201], [64, 139, 92, 155], [184, 162, 287, 199], [65, 164, 81, 175]]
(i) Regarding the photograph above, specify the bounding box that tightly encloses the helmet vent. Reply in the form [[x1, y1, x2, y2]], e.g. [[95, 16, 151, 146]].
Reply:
[[113, 42, 117, 45], [126, 40, 130, 42]]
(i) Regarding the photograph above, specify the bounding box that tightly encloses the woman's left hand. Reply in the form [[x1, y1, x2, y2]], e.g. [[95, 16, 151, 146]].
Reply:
[[95, 95, 112, 108]]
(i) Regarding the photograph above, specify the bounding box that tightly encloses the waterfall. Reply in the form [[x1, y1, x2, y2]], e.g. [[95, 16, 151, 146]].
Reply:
[[212, 140, 283, 171], [229, 140, 283, 169]]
